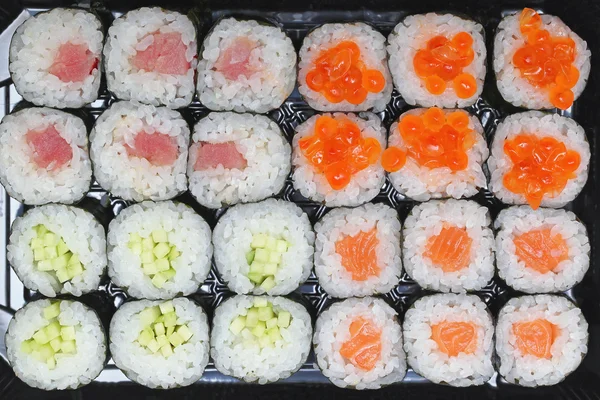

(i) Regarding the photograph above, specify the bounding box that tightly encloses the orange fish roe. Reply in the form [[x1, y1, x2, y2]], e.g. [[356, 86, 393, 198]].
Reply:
[[424, 225, 473, 272], [339, 317, 382, 370], [335, 229, 379, 281], [513, 8, 579, 110], [513, 228, 569, 274], [381, 108, 476, 173], [502, 134, 581, 209], [413, 32, 477, 98], [298, 115, 382, 190], [305, 41, 386, 104], [513, 319, 560, 359], [431, 321, 477, 357]]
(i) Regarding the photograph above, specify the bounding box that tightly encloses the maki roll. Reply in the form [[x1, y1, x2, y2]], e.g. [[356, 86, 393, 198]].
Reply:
[[495, 206, 590, 293], [403, 294, 495, 387], [9, 8, 103, 108], [403, 200, 494, 293], [494, 8, 591, 110], [213, 199, 314, 295], [382, 108, 488, 201], [292, 113, 385, 207], [8, 205, 106, 297], [110, 298, 210, 389], [211, 295, 312, 384], [298, 23, 392, 112], [5, 299, 106, 390], [197, 18, 296, 113], [0, 107, 92, 205], [90, 101, 189, 202], [104, 7, 197, 108], [488, 111, 590, 209], [107, 201, 212, 300], [496, 295, 588, 386], [314, 203, 402, 298], [388, 13, 486, 108], [187, 112, 291, 209], [314, 297, 406, 389]]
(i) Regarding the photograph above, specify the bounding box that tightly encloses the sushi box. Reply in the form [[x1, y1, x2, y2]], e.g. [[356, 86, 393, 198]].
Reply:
[[0, 0, 599, 398]]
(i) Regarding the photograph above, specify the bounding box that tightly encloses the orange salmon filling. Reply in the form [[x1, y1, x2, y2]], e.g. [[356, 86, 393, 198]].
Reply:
[[513, 228, 569, 273], [305, 41, 386, 104], [413, 32, 477, 98], [298, 115, 382, 190], [513, 8, 579, 110], [424, 225, 473, 272], [503, 134, 581, 209], [339, 317, 382, 370], [335, 228, 379, 281], [382, 108, 476, 173], [513, 319, 560, 359], [431, 321, 477, 356]]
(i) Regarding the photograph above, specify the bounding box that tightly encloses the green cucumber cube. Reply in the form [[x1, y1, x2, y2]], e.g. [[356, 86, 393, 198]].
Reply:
[[163, 312, 177, 328], [166, 326, 175, 336], [167, 247, 180, 261], [152, 229, 168, 243], [44, 322, 61, 341], [37, 260, 53, 271], [142, 237, 154, 251], [258, 335, 272, 348], [254, 248, 270, 263], [31, 237, 44, 250], [137, 328, 154, 347], [268, 252, 282, 264], [68, 262, 84, 278], [51, 254, 69, 271], [154, 322, 165, 336], [39, 343, 54, 361], [151, 273, 168, 288], [162, 268, 176, 279], [241, 328, 253, 340], [251, 234, 268, 249], [46, 356, 57, 370], [21, 340, 33, 354], [33, 329, 50, 345], [153, 242, 170, 259], [246, 250, 256, 265], [229, 316, 246, 335], [254, 298, 268, 308], [146, 339, 160, 353], [56, 267, 70, 283], [68, 254, 80, 266], [155, 258, 170, 272], [49, 337, 62, 352], [251, 322, 266, 337], [247, 273, 264, 284], [129, 233, 142, 243], [277, 311, 291, 328], [263, 263, 278, 276], [60, 340, 76, 354], [44, 246, 58, 260], [141, 251, 155, 264], [29, 340, 41, 352], [57, 240, 70, 256], [249, 261, 264, 274], [160, 343, 173, 357], [34, 248, 45, 261], [168, 332, 184, 347], [156, 335, 168, 348], [177, 325, 193, 342], [246, 308, 259, 328], [258, 306, 274, 322], [266, 236, 277, 250], [142, 262, 157, 275], [43, 233, 58, 247], [159, 301, 175, 314], [266, 318, 278, 330], [275, 240, 288, 253], [139, 306, 161, 327], [267, 328, 282, 342], [60, 326, 76, 341], [43, 302, 61, 320], [36, 225, 49, 236], [260, 276, 276, 291], [129, 242, 143, 256]]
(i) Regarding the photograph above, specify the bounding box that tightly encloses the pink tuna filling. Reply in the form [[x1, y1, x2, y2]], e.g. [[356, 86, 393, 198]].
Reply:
[[132, 32, 191, 75], [214, 37, 257, 80], [126, 131, 179, 166], [26, 125, 73, 170], [49, 42, 98, 83], [194, 142, 247, 170]]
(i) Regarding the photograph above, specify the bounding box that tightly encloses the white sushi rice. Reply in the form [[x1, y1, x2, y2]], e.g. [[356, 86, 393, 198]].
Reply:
[[0, 107, 92, 205], [403, 200, 494, 293], [90, 101, 189, 202], [9, 8, 103, 108], [496, 295, 588, 387], [494, 11, 591, 109], [292, 112, 385, 207], [488, 111, 590, 208], [188, 112, 291, 209], [104, 7, 197, 108], [6, 299, 106, 390], [211, 295, 312, 383], [197, 18, 296, 113], [7, 205, 106, 297], [314, 203, 402, 298], [388, 13, 486, 108], [495, 206, 590, 293], [110, 298, 210, 389], [313, 297, 406, 389], [387, 109, 489, 201], [298, 22, 392, 112], [213, 199, 314, 295], [107, 201, 212, 299], [403, 293, 494, 387]]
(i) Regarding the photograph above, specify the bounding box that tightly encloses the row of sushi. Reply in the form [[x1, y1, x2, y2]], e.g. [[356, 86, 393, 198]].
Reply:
[[10, 7, 591, 113], [5, 294, 588, 390], [0, 104, 590, 210], [7, 198, 589, 300]]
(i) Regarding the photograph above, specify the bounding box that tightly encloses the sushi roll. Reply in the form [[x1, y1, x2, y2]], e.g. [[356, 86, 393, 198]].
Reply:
[[7, 205, 106, 297], [0, 107, 92, 205], [197, 18, 296, 113], [213, 199, 314, 295], [494, 8, 591, 110], [314, 297, 406, 389], [382, 108, 488, 201], [298, 23, 392, 112], [211, 295, 312, 384], [90, 101, 189, 202], [110, 298, 210, 389], [5, 299, 106, 390], [488, 111, 590, 209], [403, 200, 494, 293], [495, 206, 590, 294], [403, 293, 495, 387], [496, 295, 588, 386], [314, 203, 402, 298], [104, 7, 197, 108], [9, 8, 103, 108], [292, 112, 385, 207], [107, 201, 212, 300], [388, 13, 486, 108], [187, 112, 291, 209]]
